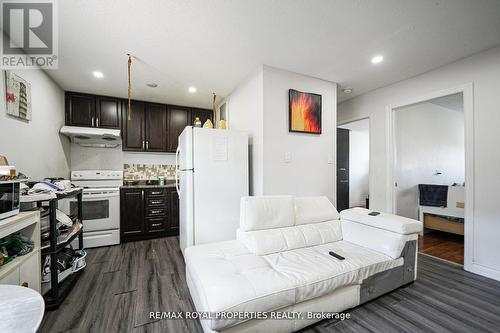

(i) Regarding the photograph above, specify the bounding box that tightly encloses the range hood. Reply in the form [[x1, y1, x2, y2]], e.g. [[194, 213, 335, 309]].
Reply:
[[60, 126, 122, 148]]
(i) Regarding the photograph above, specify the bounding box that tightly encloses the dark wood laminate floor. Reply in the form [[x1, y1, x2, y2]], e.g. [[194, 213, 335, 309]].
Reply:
[[418, 231, 464, 264], [40, 237, 500, 333]]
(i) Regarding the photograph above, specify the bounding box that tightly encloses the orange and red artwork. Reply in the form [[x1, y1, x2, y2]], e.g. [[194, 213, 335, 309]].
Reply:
[[289, 89, 322, 134]]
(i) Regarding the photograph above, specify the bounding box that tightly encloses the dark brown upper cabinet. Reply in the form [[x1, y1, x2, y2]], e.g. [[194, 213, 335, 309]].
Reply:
[[145, 103, 168, 152], [191, 108, 214, 127], [122, 101, 168, 152], [67, 91, 210, 153], [167, 106, 190, 153], [65, 92, 121, 129], [122, 100, 146, 151], [65, 92, 95, 127], [96, 96, 121, 129]]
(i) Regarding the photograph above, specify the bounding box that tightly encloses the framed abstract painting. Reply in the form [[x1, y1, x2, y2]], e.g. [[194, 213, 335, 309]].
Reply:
[[5, 71, 32, 121], [288, 89, 321, 134]]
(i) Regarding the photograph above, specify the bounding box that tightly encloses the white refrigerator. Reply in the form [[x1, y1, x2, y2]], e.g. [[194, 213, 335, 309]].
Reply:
[[176, 126, 249, 255]]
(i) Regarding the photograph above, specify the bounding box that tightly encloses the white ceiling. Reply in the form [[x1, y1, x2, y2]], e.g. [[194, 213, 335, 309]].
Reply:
[[49, 0, 500, 108]]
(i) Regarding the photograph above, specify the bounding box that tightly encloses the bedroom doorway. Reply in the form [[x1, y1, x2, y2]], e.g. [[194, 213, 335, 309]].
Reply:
[[337, 118, 370, 211], [393, 92, 465, 265]]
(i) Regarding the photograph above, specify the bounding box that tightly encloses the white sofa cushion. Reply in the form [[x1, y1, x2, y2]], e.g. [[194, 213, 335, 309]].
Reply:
[[340, 207, 422, 235], [341, 220, 418, 259], [294, 196, 340, 225], [185, 239, 402, 331], [265, 241, 403, 303], [240, 195, 295, 232], [185, 241, 297, 331], [237, 220, 342, 255]]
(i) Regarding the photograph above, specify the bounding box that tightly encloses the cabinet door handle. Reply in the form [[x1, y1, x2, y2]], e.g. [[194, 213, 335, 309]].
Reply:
[[151, 210, 162, 214], [142, 190, 144, 200], [151, 191, 161, 195], [142, 141, 145, 149], [96, 117, 99, 127], [151, 223, 162, 227], [92, 116, 95, 127], [146, 141, 149, 150], [151, 200, 162, 204]]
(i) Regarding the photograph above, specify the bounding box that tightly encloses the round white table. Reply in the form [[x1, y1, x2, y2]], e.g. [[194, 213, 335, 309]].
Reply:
[[0, 285, 45, 333]]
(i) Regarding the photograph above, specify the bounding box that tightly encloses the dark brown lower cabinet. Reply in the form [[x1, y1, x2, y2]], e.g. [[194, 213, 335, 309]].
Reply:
[[121, 187, 179, 242]]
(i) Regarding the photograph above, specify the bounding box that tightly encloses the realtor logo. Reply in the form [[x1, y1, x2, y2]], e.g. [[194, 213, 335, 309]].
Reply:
[[1, 0, 58, 69]]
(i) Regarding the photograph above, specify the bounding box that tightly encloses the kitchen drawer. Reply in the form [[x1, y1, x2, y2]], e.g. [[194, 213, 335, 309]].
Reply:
[[146, 217, 167, 233], [146, 196, 167, 207], [146, 206, 168, 217], [146, 188, 166, 197]]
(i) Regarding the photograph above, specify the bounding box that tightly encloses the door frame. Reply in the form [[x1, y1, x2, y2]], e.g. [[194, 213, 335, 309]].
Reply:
[[337, 116, 372, 209], [385, 83, 475, 273]]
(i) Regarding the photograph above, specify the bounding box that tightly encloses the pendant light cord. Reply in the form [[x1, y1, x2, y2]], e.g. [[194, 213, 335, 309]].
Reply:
[[127, 54, 132, 120]]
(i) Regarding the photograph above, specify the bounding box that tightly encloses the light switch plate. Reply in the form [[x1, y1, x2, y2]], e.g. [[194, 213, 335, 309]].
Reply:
[[327, 155, 334, 164], [456, 202, 465, 208], [284, 152, 291, 163]]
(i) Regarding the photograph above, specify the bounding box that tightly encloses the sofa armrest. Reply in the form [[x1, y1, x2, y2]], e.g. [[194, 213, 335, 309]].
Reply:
[[341, 220, 418, 259], [340, 208, 422, 235]]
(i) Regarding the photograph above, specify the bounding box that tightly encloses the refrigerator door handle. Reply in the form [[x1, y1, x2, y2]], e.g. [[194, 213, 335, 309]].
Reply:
[[175, 145, 181, 195]]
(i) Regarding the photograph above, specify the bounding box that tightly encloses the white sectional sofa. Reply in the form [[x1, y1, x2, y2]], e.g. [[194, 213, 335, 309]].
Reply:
[[185, 196, 422, 333]]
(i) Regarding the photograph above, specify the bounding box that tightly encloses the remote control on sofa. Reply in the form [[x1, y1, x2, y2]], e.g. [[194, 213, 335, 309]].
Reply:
[[329, 251, 345, 260]]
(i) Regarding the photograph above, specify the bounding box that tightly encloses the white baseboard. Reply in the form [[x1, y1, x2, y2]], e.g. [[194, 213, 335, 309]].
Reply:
[[467, 262, 500, 282]]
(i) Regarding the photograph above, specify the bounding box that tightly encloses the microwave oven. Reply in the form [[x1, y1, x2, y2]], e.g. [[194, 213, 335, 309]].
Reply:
[[0, 181, 20, 220]]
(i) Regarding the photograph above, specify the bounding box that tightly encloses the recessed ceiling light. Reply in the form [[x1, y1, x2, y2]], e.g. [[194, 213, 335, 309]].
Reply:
[[343, 88, 353, 94], [92, 71, 104, 78], [188, 86, 197, 93], [371, 55, 384, 64], [146, 83, 158, 88]]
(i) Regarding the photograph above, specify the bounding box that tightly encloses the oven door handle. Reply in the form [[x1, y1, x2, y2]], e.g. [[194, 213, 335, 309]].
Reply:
[[81, 192, 120, 199]]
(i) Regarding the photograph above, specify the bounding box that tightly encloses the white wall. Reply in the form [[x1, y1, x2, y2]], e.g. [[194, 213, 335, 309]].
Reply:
[[338, 46, 500, 280], [339, 119, 370, 207], [70, 144, 176, 170], [0, 70, 69, 179], [225, 68, 264, 195], [395, 102, 464, 220], [227, 66, 337, 202], [262, 66, 337, 202]]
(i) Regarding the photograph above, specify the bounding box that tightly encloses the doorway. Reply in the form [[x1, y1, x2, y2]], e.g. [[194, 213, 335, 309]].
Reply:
[[393, 93, 465, 265], [337, 118, 370, 211]]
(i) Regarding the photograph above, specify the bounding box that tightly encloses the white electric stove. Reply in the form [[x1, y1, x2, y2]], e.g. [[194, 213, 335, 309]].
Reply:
[[61, 170, 123, 248]]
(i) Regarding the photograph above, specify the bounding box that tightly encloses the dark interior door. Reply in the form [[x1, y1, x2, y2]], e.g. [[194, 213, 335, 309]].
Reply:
[[337, 128, 350, 211], [145, 103, 167, 152], [167, 106, 190, 152], [96, 96, 121, 129], [122, 101, 145, 151]]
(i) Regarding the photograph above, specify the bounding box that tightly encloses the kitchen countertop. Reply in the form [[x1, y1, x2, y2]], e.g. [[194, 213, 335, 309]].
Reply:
[[121, 181, 176, 189]]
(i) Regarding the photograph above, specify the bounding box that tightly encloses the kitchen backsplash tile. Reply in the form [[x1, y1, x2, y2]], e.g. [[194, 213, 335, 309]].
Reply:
[[124, 163, 176, 180]]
